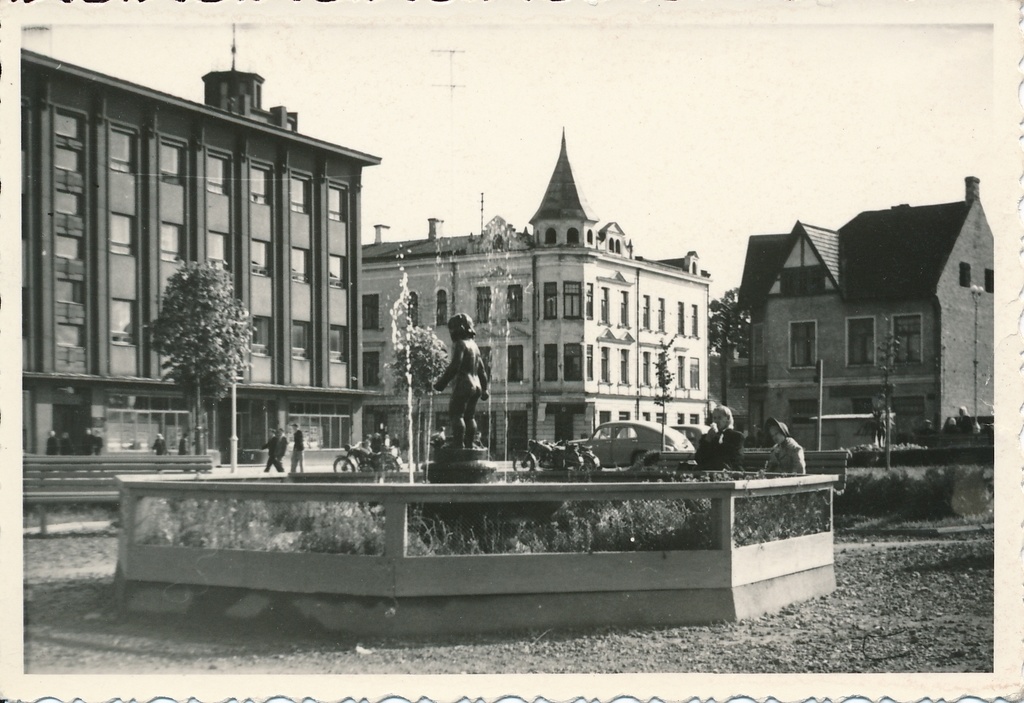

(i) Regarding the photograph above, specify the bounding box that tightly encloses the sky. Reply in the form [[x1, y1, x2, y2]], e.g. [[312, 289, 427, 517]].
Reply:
[[19, 11, 1003, 299]]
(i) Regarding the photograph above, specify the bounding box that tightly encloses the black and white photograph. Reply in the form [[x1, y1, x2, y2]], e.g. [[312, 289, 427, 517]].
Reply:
[[2, 2, 1020, 701]]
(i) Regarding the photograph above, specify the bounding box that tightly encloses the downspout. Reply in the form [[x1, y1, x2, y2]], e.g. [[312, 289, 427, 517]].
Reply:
[[705, 279, 711, 420], [531, 252, 539, 441], [933, 294, 943, 425], [635, 267, 641, 420]]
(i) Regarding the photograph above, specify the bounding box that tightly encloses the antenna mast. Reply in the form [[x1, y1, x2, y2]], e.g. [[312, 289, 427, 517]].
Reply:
[[231, 24, 237, 70], [480, 193, 484, 235], [432, 49, 464, 229]]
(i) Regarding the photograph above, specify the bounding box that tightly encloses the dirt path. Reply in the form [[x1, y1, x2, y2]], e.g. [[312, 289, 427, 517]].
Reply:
[[22, 532, 993, 674]]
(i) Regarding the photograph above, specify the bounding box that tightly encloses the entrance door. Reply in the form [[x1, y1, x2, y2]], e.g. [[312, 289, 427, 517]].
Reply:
[[554, 409, 574, 442], [53, 404, 89, 454]]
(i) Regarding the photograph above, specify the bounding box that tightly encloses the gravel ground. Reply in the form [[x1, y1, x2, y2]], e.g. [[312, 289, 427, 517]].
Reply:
[[22, 531, 992, 675]]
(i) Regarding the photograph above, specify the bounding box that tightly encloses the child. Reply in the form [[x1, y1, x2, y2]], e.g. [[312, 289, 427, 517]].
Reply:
[[433, 313, 489, 449]]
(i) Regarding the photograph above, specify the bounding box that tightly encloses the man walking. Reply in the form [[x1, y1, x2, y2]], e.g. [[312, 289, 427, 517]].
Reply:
[[290, 423, 305, 473], [263, 427, 287, 473]]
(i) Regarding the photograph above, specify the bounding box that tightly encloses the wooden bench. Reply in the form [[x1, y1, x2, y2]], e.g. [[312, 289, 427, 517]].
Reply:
[[24, 454, 213, 534], [741, 449, 850, 490]]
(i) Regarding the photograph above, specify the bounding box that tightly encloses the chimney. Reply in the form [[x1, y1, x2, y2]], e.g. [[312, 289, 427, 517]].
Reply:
[[965, 176, 980, 204], [373, 224, 389, 244], [428, 218, 444, 241]]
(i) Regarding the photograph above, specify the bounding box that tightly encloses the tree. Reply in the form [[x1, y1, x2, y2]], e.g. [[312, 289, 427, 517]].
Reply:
[[150, 262, 251, 455], [708, 287, 750, 407], [388, 325, 449, 468], [653, 335, 678, 448]]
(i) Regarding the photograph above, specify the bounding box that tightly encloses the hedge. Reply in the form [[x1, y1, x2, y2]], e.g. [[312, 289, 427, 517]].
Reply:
[[835, 465, 993, 520]]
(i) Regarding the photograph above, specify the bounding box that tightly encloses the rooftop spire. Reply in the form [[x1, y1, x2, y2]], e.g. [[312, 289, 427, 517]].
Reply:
[[529, 130, 598, 225]]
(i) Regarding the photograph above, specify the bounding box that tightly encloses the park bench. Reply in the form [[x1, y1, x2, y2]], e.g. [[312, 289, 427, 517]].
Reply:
[[23, 454, 213, 534], [651, 448, 849, 490]]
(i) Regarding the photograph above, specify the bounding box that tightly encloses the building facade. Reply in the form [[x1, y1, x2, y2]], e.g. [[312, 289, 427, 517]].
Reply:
[[21, 50, 380, 457], [738, 177, 994, 449], [361, 134, 711, 460]]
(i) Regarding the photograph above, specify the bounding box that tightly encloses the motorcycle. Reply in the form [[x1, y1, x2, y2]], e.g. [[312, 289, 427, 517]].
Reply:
[[333, 444, 403, 473], [520, 439, 600, 473]]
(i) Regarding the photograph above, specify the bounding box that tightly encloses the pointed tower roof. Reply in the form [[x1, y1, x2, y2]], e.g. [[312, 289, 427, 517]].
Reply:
[[529, 130, 598, 225]]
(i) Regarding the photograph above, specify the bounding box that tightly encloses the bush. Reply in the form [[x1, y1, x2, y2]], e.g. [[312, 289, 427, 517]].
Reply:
[[836, 465, 992, 521]]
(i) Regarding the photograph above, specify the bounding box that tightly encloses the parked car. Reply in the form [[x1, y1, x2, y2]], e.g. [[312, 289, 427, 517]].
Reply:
[[584, 421, 695, 468], [671, 424, 706, 447]]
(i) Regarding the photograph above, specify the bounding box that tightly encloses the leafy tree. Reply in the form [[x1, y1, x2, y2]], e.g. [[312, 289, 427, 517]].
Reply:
[[708, 287, 750, 406], [388, 324, 449, 466], [150, 262, 251, 454], [653, 335, 678, 447]]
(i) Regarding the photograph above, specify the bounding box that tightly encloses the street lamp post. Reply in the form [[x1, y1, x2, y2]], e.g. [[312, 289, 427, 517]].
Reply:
[[971, 284, 984, 420], [230, 380, 238, 473]]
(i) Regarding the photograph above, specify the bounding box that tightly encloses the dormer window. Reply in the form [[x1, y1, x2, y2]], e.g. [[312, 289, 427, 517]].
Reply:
[[780, 265, 826, 296], [567, 228, 579, 245], [545, 228, 556, 245]]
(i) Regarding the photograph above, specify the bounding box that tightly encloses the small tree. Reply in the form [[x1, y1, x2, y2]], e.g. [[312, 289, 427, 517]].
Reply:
[[708, 287, 750, 407], [653, 335, 678, 448], [388, 325, 449, 467], [876, 332, 901, 469], [150, 262, 251, 455]]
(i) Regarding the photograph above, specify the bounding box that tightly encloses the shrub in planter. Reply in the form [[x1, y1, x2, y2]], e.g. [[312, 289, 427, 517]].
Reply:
[[835, 465, 992, 521]]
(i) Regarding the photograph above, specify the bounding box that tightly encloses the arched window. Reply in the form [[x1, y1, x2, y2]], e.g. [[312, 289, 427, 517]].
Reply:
[[408, 291, 419, 327], [587, 229, 594, 245], [567, 228, 580, 245], [614, 240, 621, 254], [435, 290, 448, 325], [545, 228, 557, 245]]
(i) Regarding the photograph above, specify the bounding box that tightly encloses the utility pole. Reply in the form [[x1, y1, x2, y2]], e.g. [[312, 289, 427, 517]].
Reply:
[[432, 49, 464, 228]]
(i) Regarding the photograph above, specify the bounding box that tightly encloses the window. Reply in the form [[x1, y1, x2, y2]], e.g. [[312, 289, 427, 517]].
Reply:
[[436, 290, 448, 325], [780, 266, 826, 296], [789, 398, 817, 423], [252, 316, 271, 356], [677, 356, 686, 388], [55, 147, 80, 172], [56, 236, 82, 260], [291, 247, 310, 283], [508, 345, 524, 382], [55, 112, 81, 141], [56, 279, 84, 304], [984, 268, 994, 293], [111, 299, 135, 345], [544, 344, 558, 381], [643, 296, 651, 329], [620, 292, 629, 326], [894, 315, 922, 363], [959, 262, 971, 287], [110, 214, 134, 256], [476, 287, 491, 323], [328, 254, 345, 288], [160, 143, 183, 184], [507, 284, 523, 322], [207, 155, 228, 194], [250, 166, 269, 204], [564, 343, 583, 381], [691, 304, 699, 337], [847, 317, 875, 365], [109, 130, 134, 173], [599, 410, 611, 425], [543, 282, 558, 319], [790, 321, 816, 368], [328, 187, 347, 222], [363, 351, 381, 386], [619, 411, 631, 422], [55, 191, 81, 216], [545, 228, 556, 244], [208, 232, 228, 269], [290, 177, 309, 213], [600, 347, 610, 383], [251, 241, 270, 276], [586, 345, 594, 381], [157, 223, 182, 263], [642, 351, 651, 385], [657, 298, 666, 332], [408, 291, 419, 327], [291, 321, 310, 359], [363, 294, 379, 330], [689, 357, 700, 390], [619, 349, 630, 384], [567, 227, 580, 245], [600, 288, 610, 324], [690, 414, 700, 425], [677, 302, 685, 335], [56, 323, 84, 348], [329, 325, 348, 363], [893, 396, 926, 419], [585, 283, 594, 319], [480, 346, 492, 375], [564, 282, 582, 319]]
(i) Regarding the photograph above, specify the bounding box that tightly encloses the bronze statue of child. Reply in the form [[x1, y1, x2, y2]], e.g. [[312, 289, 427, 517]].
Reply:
[[433, 313, 489, 449]]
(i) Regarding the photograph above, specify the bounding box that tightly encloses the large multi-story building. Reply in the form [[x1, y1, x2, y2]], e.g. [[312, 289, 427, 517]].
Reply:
[[361, 133, 712, 459], [737, 177, 994, 449], [21, 49, 380, 457]]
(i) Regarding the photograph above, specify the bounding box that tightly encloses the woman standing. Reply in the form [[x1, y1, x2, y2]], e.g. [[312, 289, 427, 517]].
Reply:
[[764, 417, 806, 474]]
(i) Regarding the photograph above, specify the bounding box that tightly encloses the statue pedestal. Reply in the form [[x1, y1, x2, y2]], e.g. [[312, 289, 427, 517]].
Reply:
[[425, 446, 497, 484]]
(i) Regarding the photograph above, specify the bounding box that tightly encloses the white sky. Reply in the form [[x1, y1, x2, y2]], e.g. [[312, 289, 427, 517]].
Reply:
[[20, 14, 1001, 298]]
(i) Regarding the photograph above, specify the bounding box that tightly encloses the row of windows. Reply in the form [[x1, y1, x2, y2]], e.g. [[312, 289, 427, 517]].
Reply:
[[361, 284, 701, 335], [599, 410, 704, 425], [788, 314, 922, 368], [958, 262, 994, 293]]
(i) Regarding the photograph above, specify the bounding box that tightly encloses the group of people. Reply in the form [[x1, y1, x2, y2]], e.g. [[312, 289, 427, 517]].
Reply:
[[262, 423, 306, 473], [152, 432, 191, 455], [693, 404, 806, 474], [44, 428, 103, 456]]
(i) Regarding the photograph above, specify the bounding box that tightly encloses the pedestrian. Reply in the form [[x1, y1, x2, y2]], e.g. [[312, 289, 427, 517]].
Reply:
[[694, 405, 745, 471], [80, 428, 95, 455], [763, 417, 806, 474], [59, 432, 73, 455], [90, 428, 104, 455], [178, 432, 189, 455], [290, 422, 305, 473], [370, 432, 383, 453], [262, 427, 287, 473], [45, 430, 59, 456], [153, 433, 167, 456]]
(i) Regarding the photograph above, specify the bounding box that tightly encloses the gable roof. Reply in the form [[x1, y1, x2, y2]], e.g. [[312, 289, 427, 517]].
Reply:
[[530, 131, 598, 225], [799, 222, 841, 287], [839, 201, 970, 300], [737, 233, 791, 309]]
